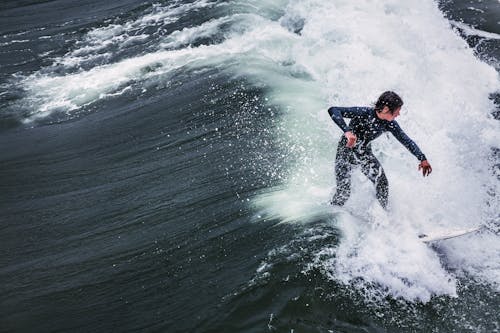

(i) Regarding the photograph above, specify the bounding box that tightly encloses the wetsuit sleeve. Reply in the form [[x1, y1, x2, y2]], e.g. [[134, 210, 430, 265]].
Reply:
[[327, 107, 369, 133], [389, 121, 427, 161]]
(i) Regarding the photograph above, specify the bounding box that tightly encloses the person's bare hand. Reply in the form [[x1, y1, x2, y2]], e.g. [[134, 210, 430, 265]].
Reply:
[[418, 160, 432, 177], [345, 131, 357, 148]]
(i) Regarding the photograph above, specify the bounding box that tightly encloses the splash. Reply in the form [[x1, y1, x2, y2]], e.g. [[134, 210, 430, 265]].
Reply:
[[244, 0, 500, 301]]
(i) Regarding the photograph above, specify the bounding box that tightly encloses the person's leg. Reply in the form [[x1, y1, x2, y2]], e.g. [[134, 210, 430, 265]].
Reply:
[[360, 152, 389, 209], [331, 138, 354, 206]]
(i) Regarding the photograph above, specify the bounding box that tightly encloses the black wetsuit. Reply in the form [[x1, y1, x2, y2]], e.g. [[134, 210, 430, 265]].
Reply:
[[328, 106, 427, 208]]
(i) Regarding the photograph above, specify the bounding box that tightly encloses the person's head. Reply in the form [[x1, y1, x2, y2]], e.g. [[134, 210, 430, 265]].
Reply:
[[374, 91, 404, 121]]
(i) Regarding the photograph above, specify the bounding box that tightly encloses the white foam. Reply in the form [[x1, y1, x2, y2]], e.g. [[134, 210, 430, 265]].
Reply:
[[48, 1, 217, 70], [138, 0, 216, 25], [159, 14, 246, 49], [18, 1, 233, 121], [19, 10, 299, 121], [451, 20, 500, 40], [316, 215, 458, 302], [21, 44, 232, 121]]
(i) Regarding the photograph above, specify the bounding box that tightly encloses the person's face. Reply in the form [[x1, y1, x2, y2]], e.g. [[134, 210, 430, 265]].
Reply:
[[378, 106, 401, 121]]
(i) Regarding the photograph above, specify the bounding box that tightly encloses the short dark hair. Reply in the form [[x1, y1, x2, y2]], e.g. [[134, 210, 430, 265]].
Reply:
[[374, 91, 403, 113]]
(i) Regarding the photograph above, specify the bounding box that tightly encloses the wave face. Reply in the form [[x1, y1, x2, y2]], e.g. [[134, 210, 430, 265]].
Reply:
[[1, 0, 499, 332]]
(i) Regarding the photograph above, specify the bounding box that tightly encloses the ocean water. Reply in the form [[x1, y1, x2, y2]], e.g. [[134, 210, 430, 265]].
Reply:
[[1, 0, 499, 332]]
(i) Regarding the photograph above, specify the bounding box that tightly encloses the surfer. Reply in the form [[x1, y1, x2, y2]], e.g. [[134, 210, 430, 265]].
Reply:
[[328, 91, 432, 209]]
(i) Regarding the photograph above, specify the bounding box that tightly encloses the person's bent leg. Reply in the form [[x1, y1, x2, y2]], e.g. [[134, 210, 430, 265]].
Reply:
[[360, 153, 389, 209], [331, 166, 351, 206], [331, 140, 354, 206]]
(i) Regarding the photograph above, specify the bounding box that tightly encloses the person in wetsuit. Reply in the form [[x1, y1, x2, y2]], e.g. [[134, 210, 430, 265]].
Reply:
[[328, 91, 432, 209]]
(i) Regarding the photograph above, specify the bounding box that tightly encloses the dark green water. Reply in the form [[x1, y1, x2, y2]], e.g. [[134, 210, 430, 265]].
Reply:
[[1, 1, 499, 332]]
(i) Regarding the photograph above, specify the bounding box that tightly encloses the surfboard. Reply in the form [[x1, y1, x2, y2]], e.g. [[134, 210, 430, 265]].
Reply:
[[418, 226, 482, 243]]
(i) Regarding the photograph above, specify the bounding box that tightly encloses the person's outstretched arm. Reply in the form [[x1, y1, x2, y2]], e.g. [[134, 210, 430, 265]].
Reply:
[[388, 121, 432, 176]]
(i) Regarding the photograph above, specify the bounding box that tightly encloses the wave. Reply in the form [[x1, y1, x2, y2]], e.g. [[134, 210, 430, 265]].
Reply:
[[245, 0, 500, 302], [4, 0, 500, 303]]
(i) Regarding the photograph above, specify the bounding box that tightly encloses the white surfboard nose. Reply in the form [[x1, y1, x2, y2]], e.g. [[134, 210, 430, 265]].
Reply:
[[419, 226, 483, 243]]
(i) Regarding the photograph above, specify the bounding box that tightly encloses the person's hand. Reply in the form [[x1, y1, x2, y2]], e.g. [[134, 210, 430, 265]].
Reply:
[[345, 131, 357, 148], [418, 160, 432, 177]]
